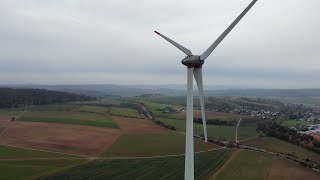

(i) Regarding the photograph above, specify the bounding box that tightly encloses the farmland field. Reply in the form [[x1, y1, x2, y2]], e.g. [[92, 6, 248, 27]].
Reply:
[[213, 149, 320, 180], [213, 150, 272, 180], [76, 105, 108, 114], [144, 101, 244, 121], [19, 111, 118, 128], [157, 118, 235, 141], [27, 104, 80, 111], [109, 107, 144, 118], [0, 145, 78, 159], [112, 116, 169, 134], [0, 121, 121, 156], [242, 137, 320, 163], [35, 149, 232, 180], [281, 120, 317, 127], [267, 157, 320, 180], [0, 159, 85, 180], [0, 110, 24, 116], [238, 126, 259, 141], [104, 133, 218, 157]]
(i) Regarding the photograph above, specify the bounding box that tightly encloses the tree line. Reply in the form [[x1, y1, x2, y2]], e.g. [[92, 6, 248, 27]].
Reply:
[[257, 121, 320, 154], [0, 88, 94, 108], [194, 118, 234, 126]]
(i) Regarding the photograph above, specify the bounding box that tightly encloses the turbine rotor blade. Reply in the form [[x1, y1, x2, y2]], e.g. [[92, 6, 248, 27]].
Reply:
[[154, 31, 192, 56], [200, 0, 258, 60], [193, 67, 208, 155]]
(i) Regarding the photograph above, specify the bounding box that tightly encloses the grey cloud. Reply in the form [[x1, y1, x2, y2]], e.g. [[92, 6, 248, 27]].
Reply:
[[0, 0, 319, 88]]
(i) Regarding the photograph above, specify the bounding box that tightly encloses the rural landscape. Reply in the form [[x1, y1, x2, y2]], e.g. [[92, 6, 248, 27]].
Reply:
[[1, 0, 320, 179], [0, 86, 320, 179]]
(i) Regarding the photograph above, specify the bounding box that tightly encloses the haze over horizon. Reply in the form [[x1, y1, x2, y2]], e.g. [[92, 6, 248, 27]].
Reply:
[[1, 0, 319, 88]]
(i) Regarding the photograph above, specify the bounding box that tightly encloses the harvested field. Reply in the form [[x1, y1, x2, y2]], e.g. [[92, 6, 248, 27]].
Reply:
[[0, 115, 12, 121], [0, 121, 121, 156], [112, 116, 169, 134], [267, 157, 320, 180]]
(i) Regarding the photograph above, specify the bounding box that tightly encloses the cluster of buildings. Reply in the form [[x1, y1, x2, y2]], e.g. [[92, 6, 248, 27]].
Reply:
[[216, 107, 279, 119], [160, 106, 184, 113], [294, 124, 320, 135]]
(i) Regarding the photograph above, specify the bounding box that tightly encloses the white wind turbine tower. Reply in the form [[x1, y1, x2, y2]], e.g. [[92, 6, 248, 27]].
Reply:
[[154, 0, 257, 179]]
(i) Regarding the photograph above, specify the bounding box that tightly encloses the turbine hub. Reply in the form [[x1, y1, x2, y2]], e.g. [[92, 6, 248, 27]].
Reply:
[[181, 55, 204, 68]]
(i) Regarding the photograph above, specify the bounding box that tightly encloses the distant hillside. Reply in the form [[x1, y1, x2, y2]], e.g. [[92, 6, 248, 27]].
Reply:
[[0, 88, 95, 108], [205, 89, 320, 97], [1, 84, 320, 98]]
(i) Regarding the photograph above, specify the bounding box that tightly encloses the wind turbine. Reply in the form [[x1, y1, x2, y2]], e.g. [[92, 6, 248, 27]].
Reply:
[[154, 0, 257, 179]]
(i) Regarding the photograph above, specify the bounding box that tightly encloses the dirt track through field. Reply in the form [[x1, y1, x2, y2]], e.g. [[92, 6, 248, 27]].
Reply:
[[0, 145, 225, 161], [0, 121, 121, 156]]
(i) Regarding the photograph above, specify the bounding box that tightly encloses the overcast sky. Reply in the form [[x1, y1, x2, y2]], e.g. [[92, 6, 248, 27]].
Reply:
[[0, 0, 319, 88]]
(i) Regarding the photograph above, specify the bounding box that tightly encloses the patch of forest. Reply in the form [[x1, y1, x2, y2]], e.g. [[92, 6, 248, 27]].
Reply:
[[0, 88, 94, 108], [257, 121, 320, 154]]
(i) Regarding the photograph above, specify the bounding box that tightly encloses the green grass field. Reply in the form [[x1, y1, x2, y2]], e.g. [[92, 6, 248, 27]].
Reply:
[[238, 126, 259, 141], [104, 133, 218, 157], [0, 159, 85, 180], [109, 107, 144, 118], [277, 96, 320, 107], [157, 118, 235, 141], [0, 109, 24, 116], [144, 101, 244, 122], [35, 149, 232, 180], [76, 105, 108, 114], [242, 137, 320, 163], [0, 145, 78, 159], [213, 150, 272, 180], [19, 111, 118, 128], [281, 120, 317, 127], [28, 104, 80, 111]]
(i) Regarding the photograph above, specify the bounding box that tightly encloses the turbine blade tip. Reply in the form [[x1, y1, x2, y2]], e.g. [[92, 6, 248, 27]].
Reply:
[[154, 31, 160, 35]]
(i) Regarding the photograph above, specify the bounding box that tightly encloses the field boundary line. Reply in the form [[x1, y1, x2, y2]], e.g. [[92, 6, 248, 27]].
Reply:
[[238, 136, 259, 143], [0, 157, 87, 161], [100, 147, 226, 160], [29, 159, 91, 180], [0, 144, 91, 158], [209, 149, 239, 180]]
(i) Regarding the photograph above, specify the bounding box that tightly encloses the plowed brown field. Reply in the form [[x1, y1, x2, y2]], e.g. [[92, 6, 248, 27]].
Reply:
[[0, 121, 120, 156], [0, 115, 11, 121], [112, 116, 169, 134]]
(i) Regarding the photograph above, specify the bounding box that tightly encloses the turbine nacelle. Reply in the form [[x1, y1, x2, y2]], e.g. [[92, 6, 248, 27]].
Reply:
[[181, 55, 204, 68]]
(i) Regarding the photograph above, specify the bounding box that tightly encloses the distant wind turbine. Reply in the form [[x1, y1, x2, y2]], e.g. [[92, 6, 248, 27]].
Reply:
[[154, 0, 257, 179]]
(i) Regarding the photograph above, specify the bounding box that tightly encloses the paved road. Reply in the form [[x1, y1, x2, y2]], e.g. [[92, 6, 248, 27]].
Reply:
[[235, 118, 242, 142]]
